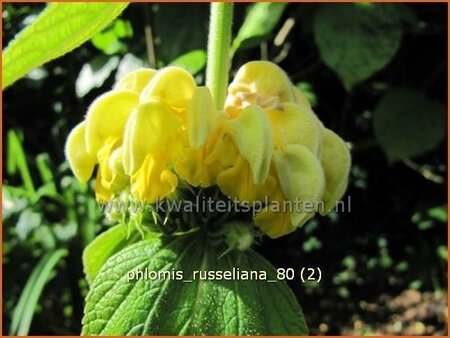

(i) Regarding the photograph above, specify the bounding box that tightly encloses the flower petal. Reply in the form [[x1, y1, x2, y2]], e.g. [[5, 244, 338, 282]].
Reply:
[[267, 102, 323, 154], [131, 154, 178, 203], [272, 145, 325, 227], [65, 121, 96, 182], [216, 156, 276, 202], [188, 86, 223, 149], [140, 66, 196, 111], [292, 86, 311, 111], [114, 68, 157, 93], [122, 99, 183, 175], [253, 189, 296, 239], [228, 61, 295, 102], [85, 90, 139, 155], [319, 128, 351, 215], [226, 104, 273, 184]]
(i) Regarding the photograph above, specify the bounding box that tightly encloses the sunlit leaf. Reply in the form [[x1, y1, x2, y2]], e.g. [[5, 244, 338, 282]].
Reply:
[[82, 235, 308, 335], [232, 2, 288, 53], [91, 19, 133, 55], [170, 50, 206, 75], [2, 2, 129, 89]]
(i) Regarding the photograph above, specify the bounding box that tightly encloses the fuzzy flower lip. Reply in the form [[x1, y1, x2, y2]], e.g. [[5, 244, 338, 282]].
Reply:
[[65, 61, 351, 239]]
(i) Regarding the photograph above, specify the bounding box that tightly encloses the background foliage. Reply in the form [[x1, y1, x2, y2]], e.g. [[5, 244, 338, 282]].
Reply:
[[2, 3, 448, 335]]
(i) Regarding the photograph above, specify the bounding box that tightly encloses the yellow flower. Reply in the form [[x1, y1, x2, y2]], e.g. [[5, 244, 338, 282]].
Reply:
[[65, 61, 350, 240], [65, 67, 195, 202], [122, 66, 197, 202], [220, 61, 351, 238], [65, 121, 96, 182], [65, 88, 138, 201]]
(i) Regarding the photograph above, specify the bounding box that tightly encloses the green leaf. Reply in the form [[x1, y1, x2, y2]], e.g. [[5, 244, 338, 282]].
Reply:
[[437, 245, 448, 262], [83, 224, 144, 285], [91, 19, 133, 55], [314, 3, 403, 90], [82, 234, 308, 335], [7, 130, 35, 194], [10, 249, 68, 335], [373, 88, 446, 162], [427, 205, 447, 223], [2, 2, 129, 89], [170, 50, 207, 75], [232, 2, 288, 53]]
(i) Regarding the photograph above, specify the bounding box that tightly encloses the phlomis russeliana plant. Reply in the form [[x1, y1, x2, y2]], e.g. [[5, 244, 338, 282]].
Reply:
[[63, 3, 350, 336]]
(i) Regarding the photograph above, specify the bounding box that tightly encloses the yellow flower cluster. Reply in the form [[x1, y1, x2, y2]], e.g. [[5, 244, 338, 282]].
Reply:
[[66, 61, 350, 238]]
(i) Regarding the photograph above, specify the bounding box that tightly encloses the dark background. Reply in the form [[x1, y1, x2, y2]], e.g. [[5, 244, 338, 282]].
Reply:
[[2, 3, 448, 335]]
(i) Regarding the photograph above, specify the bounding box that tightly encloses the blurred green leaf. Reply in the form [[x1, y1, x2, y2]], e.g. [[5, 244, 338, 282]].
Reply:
[[374, 88, 446, 162], [314, 3, 403, 90], [91, 19, 133, 55], [2, 3, 128, 88], [302, 236, 322, 252], [296, 82, 317, 106], [170, 49, 207, 75], [427, 205, 447, 222], [437, 245, 448, 262], [7, 130, 35, 194], [232, 2, 287, 53], [76, 55, 119, 98], [36, 153, 57, 194], [10, 249, 68, 335]]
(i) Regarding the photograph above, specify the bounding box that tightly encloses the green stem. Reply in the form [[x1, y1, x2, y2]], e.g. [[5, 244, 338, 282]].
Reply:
[[206, 2, 233, 110]]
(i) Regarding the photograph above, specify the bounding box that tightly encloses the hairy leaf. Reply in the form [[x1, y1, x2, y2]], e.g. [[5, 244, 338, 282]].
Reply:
[[3, 3, 129, 89], [82, 234, 308, 335]]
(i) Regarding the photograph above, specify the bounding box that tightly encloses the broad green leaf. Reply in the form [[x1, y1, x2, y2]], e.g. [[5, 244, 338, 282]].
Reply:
[[314, 3, 403, 90], [82, 234, 308, 335], [10, 249, 68, 335], [83, 224, 145, 285], [170, 50, 207, 75], [2, 2, 129, 89], [232, 2, 288, 53], [91, 19, 133, 55], [373, 88, 446, 162]]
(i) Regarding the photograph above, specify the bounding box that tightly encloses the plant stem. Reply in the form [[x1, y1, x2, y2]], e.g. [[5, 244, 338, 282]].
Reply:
[[206, 2, 233, 110]]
